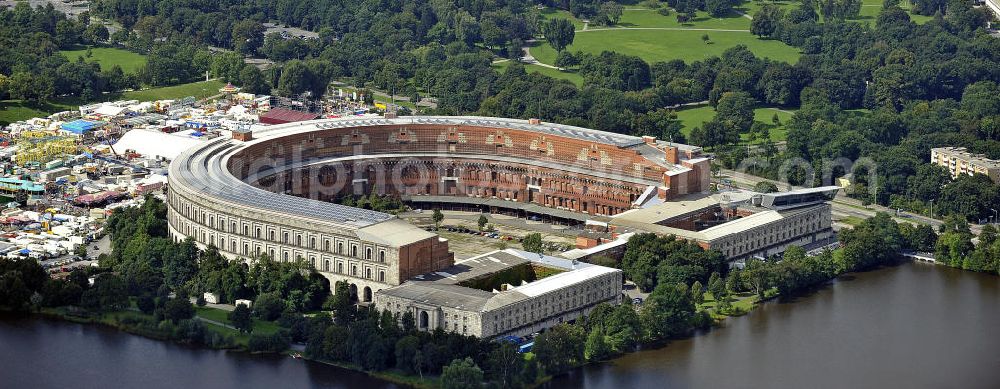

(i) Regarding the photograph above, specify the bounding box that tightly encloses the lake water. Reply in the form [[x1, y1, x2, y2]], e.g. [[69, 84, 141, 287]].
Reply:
[[2, 262, 998, 389], [548, 262, 1000, 389]]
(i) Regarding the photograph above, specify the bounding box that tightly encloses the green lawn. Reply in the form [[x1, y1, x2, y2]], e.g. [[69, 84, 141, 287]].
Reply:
[[673, 104, 796, 143], [0, 80, 225, 125], [838, 215, 865, 226], [194, 306, 282, 336], [538, 7, 587, 30], [699, 292, 759, 319], [853, 0, 933, 25], [120, 80, 225, 102], [60, 46, 148, 73], [492, 60, 584, 86], [0, 99, 79, 125], [615, 8, 751, 30], [532, 4, 801, 64], [532, 29, 800, 65]]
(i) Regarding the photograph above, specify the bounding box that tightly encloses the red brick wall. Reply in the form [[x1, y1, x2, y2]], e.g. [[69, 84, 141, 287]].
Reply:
[[228, 123, 706, 216]]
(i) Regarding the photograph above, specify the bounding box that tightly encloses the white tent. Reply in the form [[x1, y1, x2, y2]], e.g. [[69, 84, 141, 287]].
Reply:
[[94, 105, 128, 117], [113, 129, 203, 160]]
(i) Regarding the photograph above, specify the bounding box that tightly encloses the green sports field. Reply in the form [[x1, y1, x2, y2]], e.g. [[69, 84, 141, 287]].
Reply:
[[60, 46, 148, 73]]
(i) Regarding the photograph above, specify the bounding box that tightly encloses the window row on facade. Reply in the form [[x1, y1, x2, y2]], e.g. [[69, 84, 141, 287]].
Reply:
[[168, 191, 389, 263]]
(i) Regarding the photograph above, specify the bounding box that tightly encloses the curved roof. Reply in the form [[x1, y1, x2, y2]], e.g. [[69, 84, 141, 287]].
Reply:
[[168, 115, 667, 244]]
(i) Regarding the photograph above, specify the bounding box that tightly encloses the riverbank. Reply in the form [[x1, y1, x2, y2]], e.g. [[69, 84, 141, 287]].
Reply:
[[36, 306, 243, 350]]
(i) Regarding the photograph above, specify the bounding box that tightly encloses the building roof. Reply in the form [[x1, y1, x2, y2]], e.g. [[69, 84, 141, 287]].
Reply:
[[932, 147, 1000, 169], [93, 105, 128, 117], [612, 193, 721, 225], [700, 205, 825, 241], [114, 129, 204, 160], [416, 250, 530, 284], [355, 218, 438, 247], [61, 120, 104, 134], [170, 138, 396, 233], [259, 108, 320, 124], [379, 282, 494, 311], [313, 116, 652, 148], [0, 177, 44, 193], [759, 186, 839, 209], [390, 248, 617, 312], [509, 265, 618, 298]]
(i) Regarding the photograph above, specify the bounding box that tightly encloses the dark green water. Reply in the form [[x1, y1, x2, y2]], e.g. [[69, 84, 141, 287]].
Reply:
[[2, 263, 998, 389], [548, 262, 1000, 389]]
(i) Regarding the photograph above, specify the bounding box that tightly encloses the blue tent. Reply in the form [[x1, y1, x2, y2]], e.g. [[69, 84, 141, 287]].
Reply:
[[61, 120, 104, 135], [18, 249, 30, 255]]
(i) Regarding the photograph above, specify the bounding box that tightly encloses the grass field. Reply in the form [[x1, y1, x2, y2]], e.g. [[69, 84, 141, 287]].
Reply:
[[60, 46, 147, 73], [615, 8, 752, 30], [492, 60, 584, 86], [532, 29, 801, 65], [532, 1, 935, 66], [119, 79, 225, 102], [0, 99, 78, 125], [533, 3, 799, 64], [0, 80, 225, 125], [673, 104, 796, 143], [195, 306, 281, 336], [538, 7, 587, 30]]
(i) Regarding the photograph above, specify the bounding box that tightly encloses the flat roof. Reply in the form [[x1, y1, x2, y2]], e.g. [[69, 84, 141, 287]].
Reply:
[[416, 250, 530, 284], [355, 218, 438, 247], [701, 205, 825, 240], [307, 116, 702, 150], [259, 108, 320, 124], [170, 138, 396, 233], [611, 193, 721, 225], [379, 282, 494, 311], [510, 265, 618, 297]]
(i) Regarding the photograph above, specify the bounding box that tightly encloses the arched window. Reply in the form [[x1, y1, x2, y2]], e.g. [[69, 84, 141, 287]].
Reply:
[[255, 228, 261, 238], [310, 237, 316, 249], [365, 248, 372, 260], [365, 268, 372, 279], [231, 222, 236, 232], [337, 262, 343, 273], [379, 251, 385, 262], [324, 240, 330, 251], [283, 232, 288, 243], [337, 242, 343, 254], [351, 245, 357, 257], [351, 265, 357, 276], [296, 235, 302, 246], [324, 260, 330, 271], [243, 225, 249, 236], [379, 271, 385, 282], [269, 231, 275, 241], [283, 251, 289, 262]]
